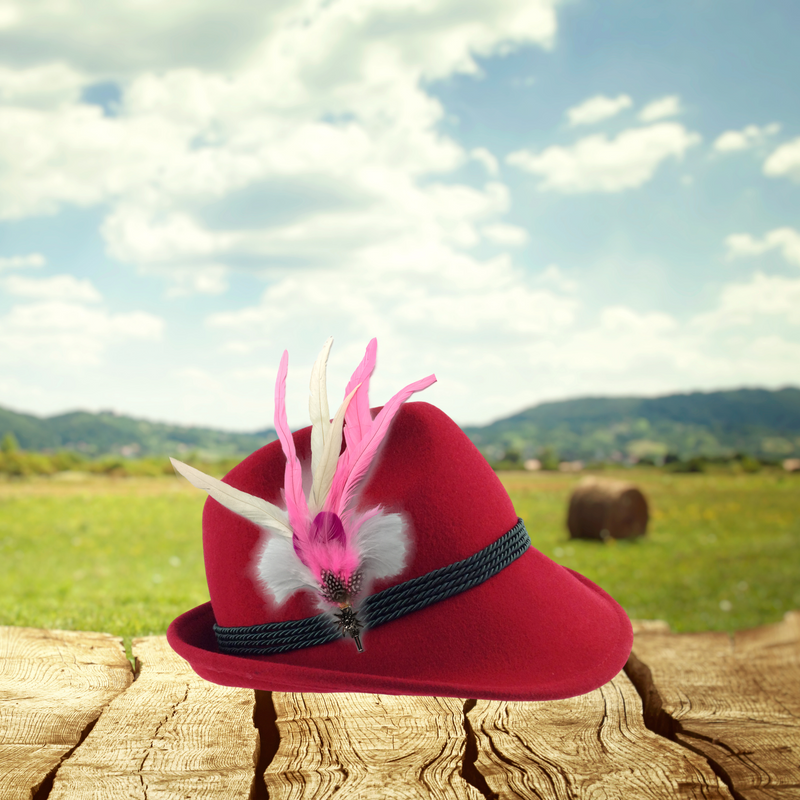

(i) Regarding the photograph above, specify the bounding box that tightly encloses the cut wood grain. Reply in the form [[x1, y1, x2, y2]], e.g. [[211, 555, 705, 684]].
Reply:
[[265, 692, 482, 800], [45, 635, 258, 800], [467, 669, 731, 799], [0, 626, 132, 800], [627, 611, 800, 800]]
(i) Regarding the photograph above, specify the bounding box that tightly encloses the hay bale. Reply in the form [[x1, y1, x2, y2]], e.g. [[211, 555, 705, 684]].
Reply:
[[567, 477, 649, 540]]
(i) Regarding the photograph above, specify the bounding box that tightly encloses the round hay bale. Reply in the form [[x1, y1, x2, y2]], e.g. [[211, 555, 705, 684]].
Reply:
[[566, 477, 649, 540]]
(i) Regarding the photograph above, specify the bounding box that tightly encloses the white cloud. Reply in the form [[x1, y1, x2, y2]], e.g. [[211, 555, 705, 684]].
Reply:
[[0, 2, 297, 75], [506, 123, 701, 193], [0, 4, 20, 29], [482, 223, 528, 246], [205, 253, 579, 426], [0, 301, 164, 366], [503, 293, 799, 412], [713, 123, 780, 153], [740, 336, 800, 375], [0, 0, 559, 82], [102, 180, 511, 275], [566, 94, 632, 126], [164, 266, 230, 297], [209, 252, 576, 340], [638, 95, 682, 122], [0, 0, 561, 294], [523, 307, 689, 380], [0, 2, 796, 429], [2, 274, 102, 302], [0, 63, 85, 108], [692, 272, 800, 330], [0, 252, 45, 271], [101, 207, 234, 266], [471, 147, 499, 176], [764, 137, 800, 182], [0, 102, 193, 218], [535, 264, 578, 293], [724, 227, 800, 266]]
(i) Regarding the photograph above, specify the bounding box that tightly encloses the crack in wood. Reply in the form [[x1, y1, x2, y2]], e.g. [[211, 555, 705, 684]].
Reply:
[[0, 627, 134, 800], [7, 623, 796, 798], [134, 682, 190, 799], [596, 687, 610, 756], [32, 714, 102, 800], [460, 699, 498, 800], [625, 654, 744, 800], [252, 690, 279, 800]]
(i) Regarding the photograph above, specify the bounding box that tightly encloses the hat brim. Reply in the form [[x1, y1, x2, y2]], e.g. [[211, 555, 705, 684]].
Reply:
[[167, 547, 633, 701]]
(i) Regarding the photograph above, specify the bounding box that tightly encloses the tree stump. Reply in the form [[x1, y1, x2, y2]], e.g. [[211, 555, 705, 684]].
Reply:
[[567, 477, 649, 540]]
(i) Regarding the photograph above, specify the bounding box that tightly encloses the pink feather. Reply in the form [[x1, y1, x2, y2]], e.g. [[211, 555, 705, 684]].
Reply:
[[298, 510, 361, 582], [274, 350, 309, 535], [327, 373, 436, 515], [343, 338, 377, 452]]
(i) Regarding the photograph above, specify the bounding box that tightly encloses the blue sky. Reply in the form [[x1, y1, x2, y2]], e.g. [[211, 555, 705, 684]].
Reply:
[[0, 0, 798, 431]]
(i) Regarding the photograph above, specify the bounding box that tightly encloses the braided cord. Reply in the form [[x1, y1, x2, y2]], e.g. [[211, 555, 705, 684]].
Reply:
[[214, 518, 530, 655]]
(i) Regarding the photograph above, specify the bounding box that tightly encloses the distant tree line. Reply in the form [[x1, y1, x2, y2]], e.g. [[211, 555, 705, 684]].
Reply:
[[487, 443, 787, 474], [1, 431, 793, 479], [0, 433, 238, 479]]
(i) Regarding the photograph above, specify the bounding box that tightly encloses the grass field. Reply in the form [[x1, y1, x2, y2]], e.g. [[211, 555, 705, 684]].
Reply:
[[1, 469, 798, 656]]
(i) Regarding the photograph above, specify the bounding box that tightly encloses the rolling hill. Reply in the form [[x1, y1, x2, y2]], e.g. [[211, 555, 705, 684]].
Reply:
[[1, 386, 799, 462], [0, 406, 275, 458], [462, 387, 800, 462]]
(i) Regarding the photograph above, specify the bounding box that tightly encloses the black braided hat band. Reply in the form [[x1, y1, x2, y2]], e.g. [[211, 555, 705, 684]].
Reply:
[[213, 517, 531, 656]]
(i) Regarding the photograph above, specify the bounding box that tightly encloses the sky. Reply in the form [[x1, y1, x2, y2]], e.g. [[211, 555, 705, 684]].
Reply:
[[0, 0, 798, 431]]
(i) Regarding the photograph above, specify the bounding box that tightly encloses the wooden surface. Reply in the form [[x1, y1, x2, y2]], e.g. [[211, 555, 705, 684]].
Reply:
[[45, 636, 259, 800], [1, 615, 798, 800], [627, 611, 800, 800], [0, 627, 132, 800], [266, 692, 482, 800], [467, 670, 731, 799]]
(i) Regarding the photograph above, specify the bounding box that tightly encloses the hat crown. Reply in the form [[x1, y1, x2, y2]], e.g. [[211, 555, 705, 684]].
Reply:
[[203, 402, 518, 629]]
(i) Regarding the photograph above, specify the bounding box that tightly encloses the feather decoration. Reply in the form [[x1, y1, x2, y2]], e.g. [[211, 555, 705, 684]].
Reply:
[[170, 337, 435, 651], [343, 337, 377, 452], [274, 350, 309, 534], [255, 534, 318, 605], [308, 336, 333, 480], [325, 372, 437, 517], [169, 457, 292, 538], [353, 510, 409, 582], [308, 382, 360, 514]]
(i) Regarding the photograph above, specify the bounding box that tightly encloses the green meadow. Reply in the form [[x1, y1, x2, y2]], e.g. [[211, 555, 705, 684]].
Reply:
[[1, 469, 798, 655]]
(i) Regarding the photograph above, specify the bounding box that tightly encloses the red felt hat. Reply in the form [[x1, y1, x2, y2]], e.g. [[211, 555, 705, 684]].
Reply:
[[168, 399, 632, 700]]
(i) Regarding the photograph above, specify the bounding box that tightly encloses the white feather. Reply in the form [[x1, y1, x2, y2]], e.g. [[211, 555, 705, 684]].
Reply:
[[309, 336, 333, 481], [170, 457, 292, 538], [300, 451, 314, 500], [355, 511, 409, 581], [255, 534, 318, 604], [308, 383, 359, 513]]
